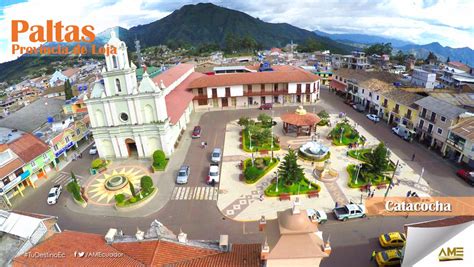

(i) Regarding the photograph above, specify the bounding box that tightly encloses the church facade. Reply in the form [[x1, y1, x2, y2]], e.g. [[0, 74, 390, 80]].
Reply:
[[85, 32, 198, 158]]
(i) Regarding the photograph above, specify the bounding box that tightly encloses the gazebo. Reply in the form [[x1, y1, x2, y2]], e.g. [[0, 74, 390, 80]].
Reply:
[[281, 106, 321, 136]]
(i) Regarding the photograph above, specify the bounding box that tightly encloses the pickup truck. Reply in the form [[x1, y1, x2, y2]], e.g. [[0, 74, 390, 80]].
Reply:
[[333, 203, 366, 221], [306, 209, 328, 224], [207, 163, 220, 184]]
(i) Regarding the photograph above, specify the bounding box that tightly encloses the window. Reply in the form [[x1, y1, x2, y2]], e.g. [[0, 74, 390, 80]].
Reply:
[[112, 55, 118, 69], [471, 144, 474, 152], [76, 129, 81, 135], [65, 136, 71, 143], [225, 87, 231, 97], [115, 79, 121, 93], [297, 84, 302, 93], [306, 83, 310, 93], [197, 88, 204, 95], [261, 84, 264, 91], [31, 161, 36, 168], [120, 112, 129, 122], [42, 153, 49, 161], [248, 85, 252, 93], [440, 116, 446, 122], [53, 144, 59, 151], [362, 89, 365, 94], [376, 95, 379, 100], [437, 128, 443, 135], [274, 83, 278, 91]]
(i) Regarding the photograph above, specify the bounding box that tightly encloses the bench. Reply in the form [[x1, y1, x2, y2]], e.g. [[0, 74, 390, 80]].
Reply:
[[260, 150, 269, 155], [279, 193, 291, 201], [377, 184, 387, 190], [307, 190, 319, 198], [359, 185, 370, 192]]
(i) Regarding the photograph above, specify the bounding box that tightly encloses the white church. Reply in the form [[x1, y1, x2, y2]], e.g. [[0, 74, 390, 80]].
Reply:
[[85, 32, 201, 158]]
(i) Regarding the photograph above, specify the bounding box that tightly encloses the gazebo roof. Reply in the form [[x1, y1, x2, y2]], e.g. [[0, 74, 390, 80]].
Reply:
[[281, 106, 321, 126]]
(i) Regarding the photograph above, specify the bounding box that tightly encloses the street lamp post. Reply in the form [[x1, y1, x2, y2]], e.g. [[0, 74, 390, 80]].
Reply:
[[355, 164, 362, 185], [275, 171, 279, 193], [249, 131, 254, 166], [417, 167, 425, 184], [271, 110, 274, 162], [340, 127, 344, 144]]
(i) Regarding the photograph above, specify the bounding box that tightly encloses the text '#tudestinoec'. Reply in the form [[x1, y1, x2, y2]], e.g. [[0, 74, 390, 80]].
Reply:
[[10, 20, 117, 56]]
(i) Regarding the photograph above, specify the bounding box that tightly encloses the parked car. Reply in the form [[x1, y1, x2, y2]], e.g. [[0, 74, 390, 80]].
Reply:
[[192, 126, 201, 139], [333, 203, 366, 221], [259, 103, 273, 110], [379, 232, 406, 248], [392, 125, 414, 141], [375, 248, 403, 267], [89, 144, 98, 155], [352, 104, 365, 112], [207, 163, 220, 184], [306, 209, 328, 224], [366, 114, 380, 122], [456, 169, 474, 186], [176, 165, 190, 184], [211, 148, 222, 163], [47, 185, 62, 205]]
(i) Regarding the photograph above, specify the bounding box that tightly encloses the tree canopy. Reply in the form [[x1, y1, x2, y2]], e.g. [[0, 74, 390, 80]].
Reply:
[[364, 143, 389, 175], [278, 149, 305, 186], [364, 43, 393, 56]]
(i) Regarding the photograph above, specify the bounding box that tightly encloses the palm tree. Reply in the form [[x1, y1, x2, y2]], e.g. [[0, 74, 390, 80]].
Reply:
[[277, 149, 305, 186]]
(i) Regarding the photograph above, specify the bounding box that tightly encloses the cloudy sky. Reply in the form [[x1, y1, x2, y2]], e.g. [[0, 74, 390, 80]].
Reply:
[[1, 0, 473, 63]]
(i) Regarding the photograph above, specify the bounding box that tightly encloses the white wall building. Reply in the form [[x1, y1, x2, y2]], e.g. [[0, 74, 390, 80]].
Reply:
[[411, 68, 436, 89], [85, 32, 198, 158]]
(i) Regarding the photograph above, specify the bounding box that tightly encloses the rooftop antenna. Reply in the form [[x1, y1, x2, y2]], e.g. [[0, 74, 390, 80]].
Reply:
[[135, 36, 143, 68]]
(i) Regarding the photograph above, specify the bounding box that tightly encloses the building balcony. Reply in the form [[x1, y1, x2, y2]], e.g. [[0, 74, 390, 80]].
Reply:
[[193, 95, 208, 100], [404, 113, 412, 120], [422, 114, 436, 123], [392, 108, 400, 114], [243, 90, 288, 96], [382, 103, 388, 108]]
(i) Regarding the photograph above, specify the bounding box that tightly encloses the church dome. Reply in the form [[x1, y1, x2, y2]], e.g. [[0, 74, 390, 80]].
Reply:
[[91, 82, 105, 98], [279, 209, 313, 232]]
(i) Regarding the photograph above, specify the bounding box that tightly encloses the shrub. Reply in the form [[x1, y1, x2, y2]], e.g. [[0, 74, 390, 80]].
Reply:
[[66, 181, 82, 202], [254, 158, 265, 169], [152, 150, 166, 167], [244, 166, 261, 181], [140, 176, 154, 193], [128, 181, 136, 197], [91, 158, 105, 169], [114, 193, 125, 203]]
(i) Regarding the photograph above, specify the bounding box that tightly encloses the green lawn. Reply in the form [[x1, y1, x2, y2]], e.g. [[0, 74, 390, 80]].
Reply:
[[346, 164, 391, 188], [243, 157, 279, 184], [348, 149, 396, 171], [265, 178, 320, 197], [330, 122, 362, 146], [242, 129, 280, 152]]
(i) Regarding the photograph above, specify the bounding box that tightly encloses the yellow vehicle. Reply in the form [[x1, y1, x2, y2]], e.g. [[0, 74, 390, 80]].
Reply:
[[375, 249, 403, 267], [379, 232, 406, 248]]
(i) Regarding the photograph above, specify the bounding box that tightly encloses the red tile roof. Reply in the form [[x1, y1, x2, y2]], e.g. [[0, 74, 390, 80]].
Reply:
[[8, 133, 50, 163], [112, 240, 220, 266], [13, 231, 143, 267], [189, 67, 319, 88], [330, 80, 347, 91], [165, 72, 205, 124], [0, 158, 24, 178], [175, 244, 261, 267], [62, 68, 80, 78], [152, 64, 195, 88], [14, 231, 262, 267], [281, 112, 321, 126]]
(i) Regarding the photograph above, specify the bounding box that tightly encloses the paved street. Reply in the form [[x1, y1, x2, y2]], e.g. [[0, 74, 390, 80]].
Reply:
[[11, 87, 472, 266]]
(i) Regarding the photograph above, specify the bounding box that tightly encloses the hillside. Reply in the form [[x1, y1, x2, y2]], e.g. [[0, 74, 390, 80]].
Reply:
[[314, 30, 413, 47], [398, 42, 474, 65], [0, 3, 354, 83], [127, 3, 352, 52]]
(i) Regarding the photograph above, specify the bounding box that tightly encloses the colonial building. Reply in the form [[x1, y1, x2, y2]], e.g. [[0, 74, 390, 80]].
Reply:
[[85, 32, 199, 158], [188, 65, 320, 110]]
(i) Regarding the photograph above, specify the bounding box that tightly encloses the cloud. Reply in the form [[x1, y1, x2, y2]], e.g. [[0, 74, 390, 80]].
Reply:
[[0, 0, 473, 63]]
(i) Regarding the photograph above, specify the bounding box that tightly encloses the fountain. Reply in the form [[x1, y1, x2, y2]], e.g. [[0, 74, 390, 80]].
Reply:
[[104, 175, 129, 191], [299, 140, 330, 161]]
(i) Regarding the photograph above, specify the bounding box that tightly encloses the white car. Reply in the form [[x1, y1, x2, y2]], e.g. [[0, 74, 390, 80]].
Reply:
[[47, 185, 62, 205], [211, 148, 222, 163], [89, 145, 98, 155], [366, 114, 380, 122], [306, 209, 328, 224], [207, 163, 220, 184]]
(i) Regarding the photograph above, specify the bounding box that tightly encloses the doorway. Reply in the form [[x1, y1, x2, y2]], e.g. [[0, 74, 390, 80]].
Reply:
[[222, 97, 228, 107], [125, 138, 138, 157]]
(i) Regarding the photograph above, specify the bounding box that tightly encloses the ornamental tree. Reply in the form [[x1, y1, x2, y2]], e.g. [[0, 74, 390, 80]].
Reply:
[[277, 149, 305, 186], [365, 143, 389, 175]]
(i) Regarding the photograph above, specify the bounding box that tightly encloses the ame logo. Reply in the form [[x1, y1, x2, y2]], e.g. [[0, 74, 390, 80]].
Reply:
[[438, 247, 464, 261]]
